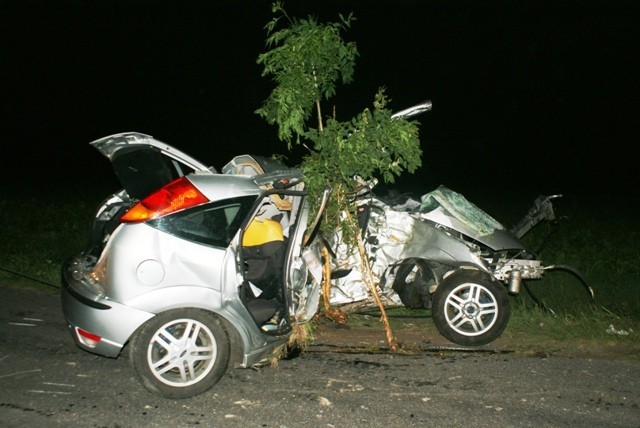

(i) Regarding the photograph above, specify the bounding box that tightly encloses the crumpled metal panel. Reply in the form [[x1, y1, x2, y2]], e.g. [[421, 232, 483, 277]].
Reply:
[[328, 203, 412, 306], [403, 186, 526, 251], [367, 205, 416, 277], [328, 196, 491, 308]]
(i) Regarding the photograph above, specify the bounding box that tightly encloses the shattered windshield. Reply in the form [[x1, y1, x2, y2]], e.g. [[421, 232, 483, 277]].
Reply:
[[419, 186, 504, 236]]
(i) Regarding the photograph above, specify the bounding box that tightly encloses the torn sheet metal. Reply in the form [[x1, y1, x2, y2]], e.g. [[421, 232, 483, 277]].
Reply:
[[326, 184, 568, 313]]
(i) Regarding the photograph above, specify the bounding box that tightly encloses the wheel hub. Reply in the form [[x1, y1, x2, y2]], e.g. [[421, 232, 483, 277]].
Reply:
[[463, 302, 479, 318]]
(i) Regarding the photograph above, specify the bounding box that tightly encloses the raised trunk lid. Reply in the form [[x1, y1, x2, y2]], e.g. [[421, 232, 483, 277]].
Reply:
[[90, 132, 214, 200]]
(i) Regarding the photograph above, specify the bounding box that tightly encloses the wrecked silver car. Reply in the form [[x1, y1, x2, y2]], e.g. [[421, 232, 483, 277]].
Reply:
[[62, 131, 590, 399], [322, 183, 592, 346]]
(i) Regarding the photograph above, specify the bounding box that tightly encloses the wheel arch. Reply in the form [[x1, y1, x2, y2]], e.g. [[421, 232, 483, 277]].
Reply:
[[441, 265, 499, 284], [123, 286, 275, 368], [122, 305, 245, 368], [391, 258, 488, 293]]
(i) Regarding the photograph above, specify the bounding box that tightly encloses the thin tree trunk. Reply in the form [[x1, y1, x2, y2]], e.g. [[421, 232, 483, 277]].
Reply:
[[321, 245, 347, 324], [345, 209, 398, 352]]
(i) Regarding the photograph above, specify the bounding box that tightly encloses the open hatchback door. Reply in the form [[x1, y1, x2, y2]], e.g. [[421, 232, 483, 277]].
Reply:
[[90, 132, 215, 199]]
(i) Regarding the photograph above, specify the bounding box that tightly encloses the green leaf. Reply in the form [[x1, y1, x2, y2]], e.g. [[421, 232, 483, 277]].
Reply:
[[257, 7, 424, 239]]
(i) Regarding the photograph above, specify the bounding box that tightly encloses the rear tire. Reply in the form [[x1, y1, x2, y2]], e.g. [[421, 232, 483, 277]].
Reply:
[[432, 270, 509, 346], [129, 309, 230, 399]]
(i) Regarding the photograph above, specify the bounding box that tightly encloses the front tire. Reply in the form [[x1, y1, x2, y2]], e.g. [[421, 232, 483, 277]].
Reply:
[[129, 309, 230, 399], [432, 270, 509, 346]]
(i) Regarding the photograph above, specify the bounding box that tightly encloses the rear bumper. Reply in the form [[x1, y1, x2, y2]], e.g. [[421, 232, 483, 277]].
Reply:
[[61, 262, 154, 358]]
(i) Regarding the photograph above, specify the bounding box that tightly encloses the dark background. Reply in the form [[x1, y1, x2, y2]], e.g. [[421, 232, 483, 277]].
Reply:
[[2, 0, 638, 200]]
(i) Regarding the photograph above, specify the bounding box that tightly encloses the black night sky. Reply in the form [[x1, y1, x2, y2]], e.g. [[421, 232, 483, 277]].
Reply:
[[2, 1, 638, 200]]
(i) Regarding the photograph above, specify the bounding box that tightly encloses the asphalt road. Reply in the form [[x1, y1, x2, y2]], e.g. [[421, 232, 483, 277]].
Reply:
[[1, 284, 638, 427]]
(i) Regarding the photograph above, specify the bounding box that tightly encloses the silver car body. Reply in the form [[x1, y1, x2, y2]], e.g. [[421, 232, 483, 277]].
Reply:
[[62, 128, 586, 397], [62, 133, 322, 368]]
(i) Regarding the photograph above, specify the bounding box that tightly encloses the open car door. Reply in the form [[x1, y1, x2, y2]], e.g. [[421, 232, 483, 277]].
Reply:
[[229, 156, 327, 330]]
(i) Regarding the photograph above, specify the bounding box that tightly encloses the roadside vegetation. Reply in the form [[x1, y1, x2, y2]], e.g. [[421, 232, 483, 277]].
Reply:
[[0, 190, 103, 289], [1, 189, 637, 359]]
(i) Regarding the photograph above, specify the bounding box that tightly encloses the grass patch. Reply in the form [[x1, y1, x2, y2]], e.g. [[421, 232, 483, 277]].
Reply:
[[504, 304, 639, 361], [0, 192, 103, 288], [515, 196, 640, 317], [509, 304, 637, 341]]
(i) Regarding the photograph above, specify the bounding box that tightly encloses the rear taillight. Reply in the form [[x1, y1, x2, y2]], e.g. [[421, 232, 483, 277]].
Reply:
[[120, 177, 209, 223]]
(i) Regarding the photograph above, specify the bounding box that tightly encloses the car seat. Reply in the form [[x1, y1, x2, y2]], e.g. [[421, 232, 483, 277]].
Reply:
[[242, 218, 288, 324]]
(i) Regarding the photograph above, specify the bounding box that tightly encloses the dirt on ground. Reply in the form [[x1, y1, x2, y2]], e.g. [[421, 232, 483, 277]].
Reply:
[[309, 313, 640, 363]]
